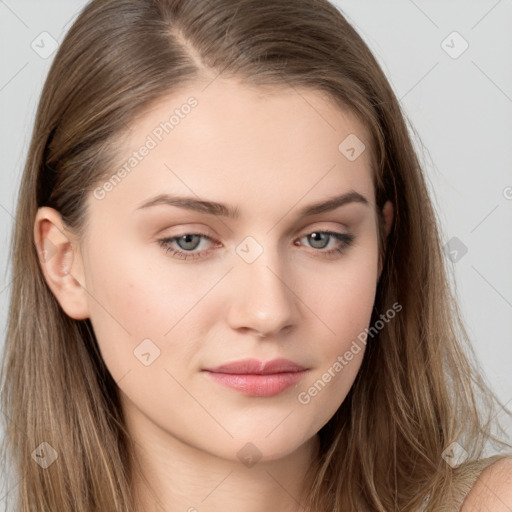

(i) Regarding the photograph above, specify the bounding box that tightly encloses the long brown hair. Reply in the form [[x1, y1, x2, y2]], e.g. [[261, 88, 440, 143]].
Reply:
[[1, 0, 510, 510]]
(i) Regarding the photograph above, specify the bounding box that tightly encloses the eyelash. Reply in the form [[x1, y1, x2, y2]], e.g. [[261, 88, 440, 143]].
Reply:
[[158, 230, 355, 261]]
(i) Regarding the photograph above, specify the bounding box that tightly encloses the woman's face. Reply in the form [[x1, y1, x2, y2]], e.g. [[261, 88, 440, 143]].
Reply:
[[59, 78, 385, 462]]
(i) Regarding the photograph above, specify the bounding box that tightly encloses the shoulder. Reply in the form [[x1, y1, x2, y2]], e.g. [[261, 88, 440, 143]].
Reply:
[[460, 456, 512, 511]]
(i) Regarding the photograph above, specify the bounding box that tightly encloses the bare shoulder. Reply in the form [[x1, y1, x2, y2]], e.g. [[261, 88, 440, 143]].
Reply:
[[460, 457, 512, 511]]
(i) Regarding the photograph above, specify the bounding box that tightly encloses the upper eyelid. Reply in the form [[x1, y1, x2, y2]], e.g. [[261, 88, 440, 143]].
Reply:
[[162, 228, 351, 247], [162, 222, 351, 239]]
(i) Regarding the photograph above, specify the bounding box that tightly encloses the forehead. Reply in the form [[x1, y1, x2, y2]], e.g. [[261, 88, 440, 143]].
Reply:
[[89, 78, 375, 218]]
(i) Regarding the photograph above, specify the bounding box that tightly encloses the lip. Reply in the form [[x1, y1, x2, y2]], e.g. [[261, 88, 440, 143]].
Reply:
[[202, 358, 308, 397], [204, 358, 306, 374]]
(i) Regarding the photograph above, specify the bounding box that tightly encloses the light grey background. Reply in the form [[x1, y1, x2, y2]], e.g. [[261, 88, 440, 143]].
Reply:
[[1, 0, 511, 504]]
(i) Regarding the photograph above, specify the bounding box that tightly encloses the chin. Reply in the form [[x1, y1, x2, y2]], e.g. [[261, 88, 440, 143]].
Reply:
[[211, 429, 316, 465]]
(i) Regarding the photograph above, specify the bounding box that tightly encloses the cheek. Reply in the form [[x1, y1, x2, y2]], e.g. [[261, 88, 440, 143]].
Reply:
[[82, 237, 222, 382], [293, 235, 378, 417], [308, 234, 379, 348]]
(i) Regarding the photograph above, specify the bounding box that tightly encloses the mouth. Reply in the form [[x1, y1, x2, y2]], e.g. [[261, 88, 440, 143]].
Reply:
[[202, 358, 308, 397]]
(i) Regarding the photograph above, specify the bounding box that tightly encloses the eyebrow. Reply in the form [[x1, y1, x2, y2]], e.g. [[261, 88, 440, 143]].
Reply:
[[135, 190, 369, 219]]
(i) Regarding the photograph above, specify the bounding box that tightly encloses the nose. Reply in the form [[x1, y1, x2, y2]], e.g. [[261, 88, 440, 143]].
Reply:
[[226, 242, 300, 338]]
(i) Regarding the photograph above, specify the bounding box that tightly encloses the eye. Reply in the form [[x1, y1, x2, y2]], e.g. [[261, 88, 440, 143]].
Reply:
[[158, 229, 355, 261], [296, 230, 355, 258], [158, 233, 218, 261]]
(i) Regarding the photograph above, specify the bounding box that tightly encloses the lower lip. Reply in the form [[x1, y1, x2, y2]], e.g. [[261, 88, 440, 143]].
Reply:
[[203, 370, 307, 397]]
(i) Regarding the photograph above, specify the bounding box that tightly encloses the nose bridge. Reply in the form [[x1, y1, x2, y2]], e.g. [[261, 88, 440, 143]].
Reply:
[[227, 234, 299, 336]]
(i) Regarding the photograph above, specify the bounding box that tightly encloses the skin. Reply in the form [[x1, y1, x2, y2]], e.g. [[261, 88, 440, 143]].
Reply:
[[460, 458, 512, 511], [35, 77, 394, 512]]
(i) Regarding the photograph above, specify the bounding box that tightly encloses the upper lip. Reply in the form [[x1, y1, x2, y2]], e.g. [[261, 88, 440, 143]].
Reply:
[[203, 358, 307, 374]]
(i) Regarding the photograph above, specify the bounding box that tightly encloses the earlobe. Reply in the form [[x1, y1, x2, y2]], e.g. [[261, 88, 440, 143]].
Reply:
[[33, 207, 90, 320]]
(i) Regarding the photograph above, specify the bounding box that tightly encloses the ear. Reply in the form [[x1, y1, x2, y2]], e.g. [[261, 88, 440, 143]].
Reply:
[[378, 200, 394, 279], [382, 200, 394, 238], [33, 206, 90, 320]]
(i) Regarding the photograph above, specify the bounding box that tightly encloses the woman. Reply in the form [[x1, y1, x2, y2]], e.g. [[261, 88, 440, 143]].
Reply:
[[1, 0, 511, 510]]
